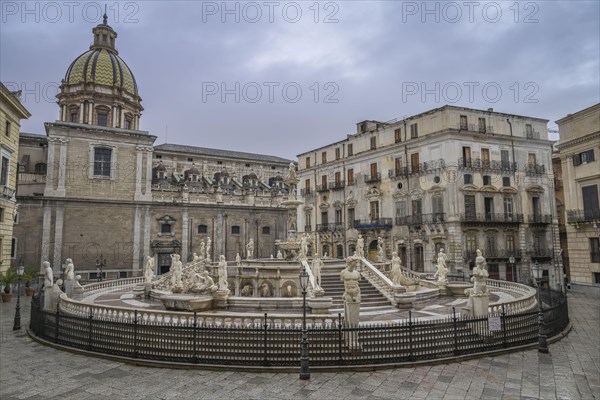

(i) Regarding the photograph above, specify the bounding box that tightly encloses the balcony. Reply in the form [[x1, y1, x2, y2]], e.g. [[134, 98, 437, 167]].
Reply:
[[316, 223, 343, 232], [463, 249, 522, 260], [329, 180, 345, 191], [456, 123, 494, 134], [458, 158, 518, 173], [364, 173, 381, 184], [397, 213, 446, 226], [460, 213, 523, 225], [354, 218, 393, 230], [388, 159, 446, 179], [524, 164, 545, 176], [0, 185, 16, 200], [528, 214, 552, 224], [300, 188, 313, 197], [528, 248, 554, 258], [316, 184, 330, 193], [567, 209, 600, 224], [526, 130, 541, 140]]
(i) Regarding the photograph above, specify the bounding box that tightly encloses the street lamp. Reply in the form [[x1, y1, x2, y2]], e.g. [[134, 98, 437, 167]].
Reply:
[[13, 262, 25, 331], [299, 268, 310, 380], [96, 258, 106, 282], [531, 261, 549, 353]]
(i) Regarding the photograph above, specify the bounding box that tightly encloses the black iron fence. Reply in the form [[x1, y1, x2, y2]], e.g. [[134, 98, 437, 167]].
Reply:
[[29, 290, 568, 368]]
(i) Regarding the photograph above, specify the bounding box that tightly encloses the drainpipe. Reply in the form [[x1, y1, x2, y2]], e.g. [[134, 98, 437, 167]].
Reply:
[[404, 119, 413, 270]]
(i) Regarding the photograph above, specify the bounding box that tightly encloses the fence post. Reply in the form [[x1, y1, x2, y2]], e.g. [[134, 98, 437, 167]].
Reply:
[[337, 313, 343, 364], [501, 303, 507, 348], [88, 307, 93, 351], [133, 310, 138, 359], [55, 308, 60, 344], [193, 311, 198, 364], [452, 307, 458, 356], [263, 313, 268, 366], [408, 311, 413, 361]]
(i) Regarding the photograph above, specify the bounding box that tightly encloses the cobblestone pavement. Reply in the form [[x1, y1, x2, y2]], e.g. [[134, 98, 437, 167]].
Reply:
[[1, 288, 598, 400]]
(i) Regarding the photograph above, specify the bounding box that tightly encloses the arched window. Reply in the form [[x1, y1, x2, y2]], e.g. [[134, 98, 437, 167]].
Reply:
[[34, 162, 47, 175]]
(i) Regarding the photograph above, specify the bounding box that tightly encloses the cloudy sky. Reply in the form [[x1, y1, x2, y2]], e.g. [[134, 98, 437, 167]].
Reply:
[[2, 1, 599, 160]]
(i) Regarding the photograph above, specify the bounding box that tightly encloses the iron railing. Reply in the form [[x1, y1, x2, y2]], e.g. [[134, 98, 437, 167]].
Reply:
[[567, 209, 600, 223], [364, 173, 381, 184], [316, 184, 329, 193], [524, 164, 546, 175], [457, 158, 518, 173], [300, 188, 312, 197], [29, 290, 568, 368], [528, 214, 552, 224], [329, 181, 345, 191], [528, 248, 555, 258], [316, 223, 343, 232], [354, 218, 393, 229], [460, 213, 524, 224], [464, 249, 522, 260], [387, 159, 446, 179], [396, 213, 446, 226]]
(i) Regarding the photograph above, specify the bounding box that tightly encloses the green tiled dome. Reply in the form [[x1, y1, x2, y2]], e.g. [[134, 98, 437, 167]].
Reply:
[[64, 48, 138, 95]]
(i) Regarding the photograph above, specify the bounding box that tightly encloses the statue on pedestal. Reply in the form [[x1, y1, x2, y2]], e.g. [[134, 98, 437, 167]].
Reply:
[[199, 240, 206, 262], [471, 249, 489, 295], [144, 256, 155, 284], [191, 271, 217, 294], [377, 237, 384, 262], [217, 255, 229, 292], [236, 252, 241, 267], [206, 237, 212, 263], [340, 255, 361, 349], [434, 248, 448, 285], [463, 249, 490, 318], [356, 235, 365, 258], [43, 261, 54, 311], [64, 258, 75, 298], [246, 239, 254, 259], [299, 234, 309, 259], [391, 252, 403, 286], [170, 254, 183, 289], [311, 253, 323, 290]]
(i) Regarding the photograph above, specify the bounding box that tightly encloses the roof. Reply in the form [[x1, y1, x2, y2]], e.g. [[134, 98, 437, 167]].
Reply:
[[154, 143, 292, 165]]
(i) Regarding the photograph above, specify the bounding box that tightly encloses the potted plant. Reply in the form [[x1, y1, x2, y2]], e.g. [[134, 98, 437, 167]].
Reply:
[[23, 266, 38, 297], [0, 269, 18, 303]]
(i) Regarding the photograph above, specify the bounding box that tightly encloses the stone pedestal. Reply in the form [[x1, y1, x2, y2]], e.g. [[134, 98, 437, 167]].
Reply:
[[461, 293, 490, 318], [308, 297, 333, 315], [213, 289, 230, 308], [64, 279, 74, 298], [161, 295, 213, 311], [344, 301, 361, 350], [437, 283, 448, 296], [144, 282, 153, 297], [43, 287, 53, 311]]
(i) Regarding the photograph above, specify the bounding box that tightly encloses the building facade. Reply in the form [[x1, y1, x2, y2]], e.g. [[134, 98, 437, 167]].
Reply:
[[556, 103, 600, 286], [0, 82, 31, 272], [12, 17, 291, 280], [297, 106, 562, 289]]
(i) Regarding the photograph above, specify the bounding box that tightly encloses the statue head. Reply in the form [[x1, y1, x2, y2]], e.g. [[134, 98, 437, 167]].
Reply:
[[43, 261, 50, 268], [392, 251, 398, 257], [476, 249, 482, 256]]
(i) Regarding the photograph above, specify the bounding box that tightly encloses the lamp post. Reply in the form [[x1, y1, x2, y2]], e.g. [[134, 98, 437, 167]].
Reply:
[[531, 261, 549, 353], [13, 262, 25, 331], [96, 258, 106, 282], [299, 268, 310, 380]]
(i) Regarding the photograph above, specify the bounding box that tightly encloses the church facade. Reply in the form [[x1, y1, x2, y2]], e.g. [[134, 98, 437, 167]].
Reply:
[[13, 17, 291, 280]]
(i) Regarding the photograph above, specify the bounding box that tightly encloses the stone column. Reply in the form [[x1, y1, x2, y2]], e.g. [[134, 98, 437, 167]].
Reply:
[[79, 102, 84, 123], [120, 107, 126, 128], [145, 147, 153, 196], [41, 204, 52, 266], [87, 102, 93, 124], [53, 205, 64, 277], [215, 210, 224, 261], [181, 207, 189, 262], [143, 205, 151, 263], [56, 138, 68, 197], [134, 146, 143, 200], [44, 138, 57, 195], [132, 205, 141, 275]]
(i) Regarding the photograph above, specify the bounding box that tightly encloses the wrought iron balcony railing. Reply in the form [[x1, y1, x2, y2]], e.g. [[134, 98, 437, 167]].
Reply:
[[524, 163, 546, 175], [329, 181, 345, 191], [316, 223, 343, 232], [364, 173, 381, 184], [316, 184, 329, 193], [528, 248, 555, 258], [354, 218, 393, 229], [528, 214, 552, 224], [458, 158, 518, 173], [396, 213, 446, 226], [460, 213, 524, 224], [300, 188, 312, 197], [463, 249, 522, 260], [567, 209, 600, 224]]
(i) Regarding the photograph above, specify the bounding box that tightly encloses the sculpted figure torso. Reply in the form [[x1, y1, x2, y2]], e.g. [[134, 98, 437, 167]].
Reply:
[[217, 255, 228, 291], [312, 254, 323, 289], [65, 258, 75, 281], [246, 239, 254, 259], [391, 252, 403, 286], [144, 256, 154, 283], [170, 254, 182, 287], [472, 249, 489, 294], [340, 257, 361, 303], [43, 261, 53, 288], [356, 235, 364, 258]]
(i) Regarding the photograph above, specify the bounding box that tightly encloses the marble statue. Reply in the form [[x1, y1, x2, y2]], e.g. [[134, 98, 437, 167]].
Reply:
[[288, 213, 297, 231], [191, 271, 217, 294], [43, 261, 53, 289], [260, 282, 272, 297], [206, 237, 212, 262], [277, 250, 283, 259], [340, 255, 361, 349], [199, 240, 206, 262], [288, 161, 296, 179], [391, 252, 403, 286], [192, 253, 200, 262], [217, 255, 229, 291], [356, 235, 365, 258], [471, 249, 489, 294], [170, 254, 183, 288], [311, 253, 323, 289], [377, 237, 384, 262], [72, 275, 84, 299], [434, 248, 448, 285], [236, 252, 241, 267], [64, 258, 75, 298], [50, 279, 64, 311], [241, 284, 253, 296], [144, 256, 155, 284], [246, 239, 254, 259], [299, 233, 309, 259]]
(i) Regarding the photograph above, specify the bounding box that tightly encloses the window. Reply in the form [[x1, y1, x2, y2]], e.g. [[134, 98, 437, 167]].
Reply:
[[197, 224, 208, 234], [410, 123, 418, 138], [395, 201, 406, 219], [102, 34, 107, 42], [590, 238, 600, 263], [481, 148, 490, 168], [506, 235, 515, 253], [321, 211, 328, 225], [348, 144, 353, 156], [5, 120, 11, 136], [0, 156, 9, 185], [503, 197, 513, 218], [305, 211, 312, 230], [370, 136, 377, 150], [395, 157, 403, 175], [478, 117, 486, 133], [335, 209, 342, 225], [573, 150, 595, 166], [93, 148, 112, 177], [305, 157, 311, 168], [394, 128, 402, 143], [321, 151, 327, 163], [97, 113, 108, 126], [187, 157, 194, 162], [501, 150, 510, 169], [464, 174, 473, 184], [460, 115, 468, 129], [410, 153, 420, 173], [11, 238, 16, 259], [370, 163, 378, 180], [335, 148, 340, 160], [486, 235, 496, 255], [161, 224, 171, 234], [464, 195, 476, 218], [528, 153, 537, 166], [370, 201, 379, 220], [462, 146, 471, 166], [217, 161, 223, 165], [70, 113, 78, 123], [526, 124, 533, 137], [483, 175, 491, 186], [119, 271, 128, 279], [0, 208, 3, 223], [124, 119, 131, 129], [321, 175, 327, 188], [466, 235, 477, 252], [348, 208, 355, 228], [582, 185, 599, 219], [305, 179, 311, 194], [484, 197, 494, 220], [432, 196, 443, 219], [262, 226, 271, 235], [502, 177, 510, 187], [35, 162, 47, 175], [347, 169, 354, 185], [412, 199, 422, 223], [231, 225, 241, 235]]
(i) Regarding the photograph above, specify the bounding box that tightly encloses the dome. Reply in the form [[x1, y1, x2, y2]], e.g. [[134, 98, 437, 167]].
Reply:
[[64, 48, 138, 96]]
